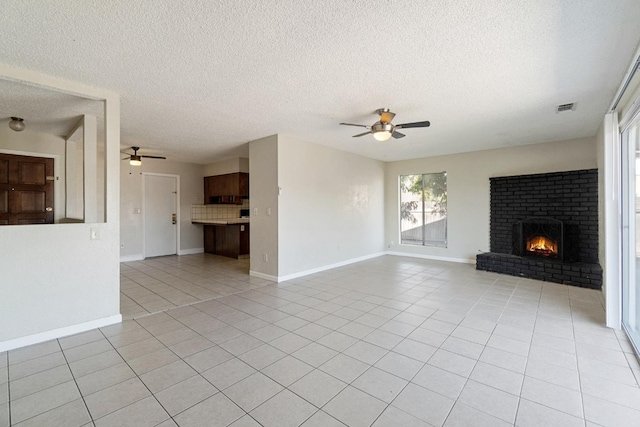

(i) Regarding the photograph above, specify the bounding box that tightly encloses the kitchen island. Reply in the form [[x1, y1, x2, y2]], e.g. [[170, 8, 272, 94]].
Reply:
[[193, 219, 250, 259]]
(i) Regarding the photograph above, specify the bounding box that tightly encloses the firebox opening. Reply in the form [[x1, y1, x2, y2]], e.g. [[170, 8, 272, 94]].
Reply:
[[526, 235, 558, 257], [512, 217, 565, 261]]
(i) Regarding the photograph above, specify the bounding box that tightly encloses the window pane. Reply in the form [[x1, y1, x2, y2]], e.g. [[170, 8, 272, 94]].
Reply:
[[400, 174, 423, 245], [400, 172, 447, 246], [423, 172, 447, 245]]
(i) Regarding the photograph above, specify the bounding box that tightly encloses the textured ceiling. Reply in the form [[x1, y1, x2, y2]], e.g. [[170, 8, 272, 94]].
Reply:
[[1, 0, 640, 163], [0, 79, 103, 137]]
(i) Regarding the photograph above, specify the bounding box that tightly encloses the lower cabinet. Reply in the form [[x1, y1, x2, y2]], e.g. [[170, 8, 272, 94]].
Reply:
[[204, 224, 250, 259]]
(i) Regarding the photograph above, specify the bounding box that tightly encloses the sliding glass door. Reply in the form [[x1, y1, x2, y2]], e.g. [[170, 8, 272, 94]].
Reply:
[[622, 115, 640, 350]]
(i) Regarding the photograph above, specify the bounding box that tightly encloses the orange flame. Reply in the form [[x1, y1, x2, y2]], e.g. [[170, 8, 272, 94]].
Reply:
[[527, 236, 557, 256]]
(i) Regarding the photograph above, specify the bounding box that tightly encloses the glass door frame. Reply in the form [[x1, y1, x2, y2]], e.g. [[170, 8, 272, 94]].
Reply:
[[621, 112, 640, 354]]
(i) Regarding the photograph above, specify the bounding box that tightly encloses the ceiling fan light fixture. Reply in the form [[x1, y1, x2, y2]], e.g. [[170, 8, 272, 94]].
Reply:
[[9, 117, 25, 132], [129, 155, 142, 166], [340, 109, 430, 141], [371, 122, 394, 141], [373, 130, 392, 141]]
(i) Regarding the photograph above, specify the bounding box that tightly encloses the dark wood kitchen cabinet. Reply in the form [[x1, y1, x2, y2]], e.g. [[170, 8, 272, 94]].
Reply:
[[239, 223, 250, 255], [204, 223, 250, 259], [204, 225, 216, 254], [204, 172, 249, 203]]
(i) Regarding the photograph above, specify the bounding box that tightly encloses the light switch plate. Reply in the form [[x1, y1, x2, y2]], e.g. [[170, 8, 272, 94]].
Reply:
[[90, 227, 100, 240]]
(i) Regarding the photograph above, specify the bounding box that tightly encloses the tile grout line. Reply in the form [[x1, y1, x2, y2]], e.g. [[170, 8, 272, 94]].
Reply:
[[435, 276, 506, 426], [7, 340, 85, 426], [570, 285, 589, 424], [121, 261, 276, 321], [62, 333, 120, 426], [221, 268, 440, 425], [140, 267, 430, 424], [6, 257, 627, 426], [92, 325, 180, 426], [126, 310, 254, 425], [513, 276, 543, 427]]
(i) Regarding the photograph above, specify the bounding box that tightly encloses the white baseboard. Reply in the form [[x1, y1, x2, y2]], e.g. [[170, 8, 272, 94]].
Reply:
[[275, 252, 386, 283], [385, 251, 475, 264], [0, 314, 122, 353], [120, 254, 144, 262], [178, 247, 204, 255], [120, 248, 204, 262], [249, 270, 279, 282]]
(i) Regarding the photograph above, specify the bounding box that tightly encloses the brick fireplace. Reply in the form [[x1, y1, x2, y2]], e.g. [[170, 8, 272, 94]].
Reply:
[[476, 169, 602, 289]]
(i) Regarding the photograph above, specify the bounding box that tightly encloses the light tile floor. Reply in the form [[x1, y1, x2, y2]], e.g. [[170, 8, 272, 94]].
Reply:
[[120, 255, 267, 319], [3, 255, 640, 426]]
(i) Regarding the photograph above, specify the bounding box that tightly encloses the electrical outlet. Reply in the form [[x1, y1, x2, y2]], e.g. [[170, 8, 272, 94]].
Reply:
[[263, 254, 268, 262], [253, 207, 258, 215], [267, 207, 271, 216], [120, 243, 125, 249]]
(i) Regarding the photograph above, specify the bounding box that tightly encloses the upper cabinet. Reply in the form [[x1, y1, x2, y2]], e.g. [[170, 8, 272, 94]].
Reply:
[[238, 172, 249, 197], [204, 172, 249, 203]]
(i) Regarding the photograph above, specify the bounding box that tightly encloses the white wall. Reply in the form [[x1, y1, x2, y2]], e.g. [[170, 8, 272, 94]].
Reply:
[[203, 157, 249, 176], [385, 137, 598, 263], [120, 159, 204, 260], [0, 126, 66, 222], [249, 135, 279, 279], [277, 135, 385, 278], [0, 65, 121, 351], [597, 120, 607, 278]]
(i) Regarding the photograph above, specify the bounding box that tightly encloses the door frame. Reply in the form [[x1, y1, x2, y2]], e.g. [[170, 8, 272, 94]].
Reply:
[[620, 109, 640, 354], [142, 172, 180, 258]]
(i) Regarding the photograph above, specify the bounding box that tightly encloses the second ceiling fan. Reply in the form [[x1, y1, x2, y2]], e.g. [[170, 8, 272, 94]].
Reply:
[[340, 108, 430, 141], [121, 146, 166, 166]]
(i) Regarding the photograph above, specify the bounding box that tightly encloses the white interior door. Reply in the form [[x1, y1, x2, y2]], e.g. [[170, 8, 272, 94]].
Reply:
[[144, 174, 178, 257]]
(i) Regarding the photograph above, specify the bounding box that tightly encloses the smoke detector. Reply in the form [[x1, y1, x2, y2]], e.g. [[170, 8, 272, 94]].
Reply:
[[556, 103, 576, 113]]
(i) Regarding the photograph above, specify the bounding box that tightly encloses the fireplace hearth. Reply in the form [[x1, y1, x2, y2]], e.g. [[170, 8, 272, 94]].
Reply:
[[476, 169, 601, 289]]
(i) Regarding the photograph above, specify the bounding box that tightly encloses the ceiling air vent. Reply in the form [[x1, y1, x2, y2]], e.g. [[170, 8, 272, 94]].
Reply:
[[556, 103, 576, 113]]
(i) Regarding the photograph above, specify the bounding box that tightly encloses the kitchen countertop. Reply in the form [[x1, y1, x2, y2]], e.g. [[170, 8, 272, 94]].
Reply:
[[192, 218, 250, 225]]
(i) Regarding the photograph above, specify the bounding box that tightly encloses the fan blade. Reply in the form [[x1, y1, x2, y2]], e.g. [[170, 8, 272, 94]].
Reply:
[[121, 156, 130, 161], [352, 131, 372, 137], [392, 131, 406, 139], [140, 155, 166, 159], [380, 111, 396, 123], [396, 121, 430, 128], [340, 122, 370, 128]]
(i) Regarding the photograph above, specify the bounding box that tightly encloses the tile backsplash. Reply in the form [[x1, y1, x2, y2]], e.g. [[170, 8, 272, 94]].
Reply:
[[191, 199, 250, 220]]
